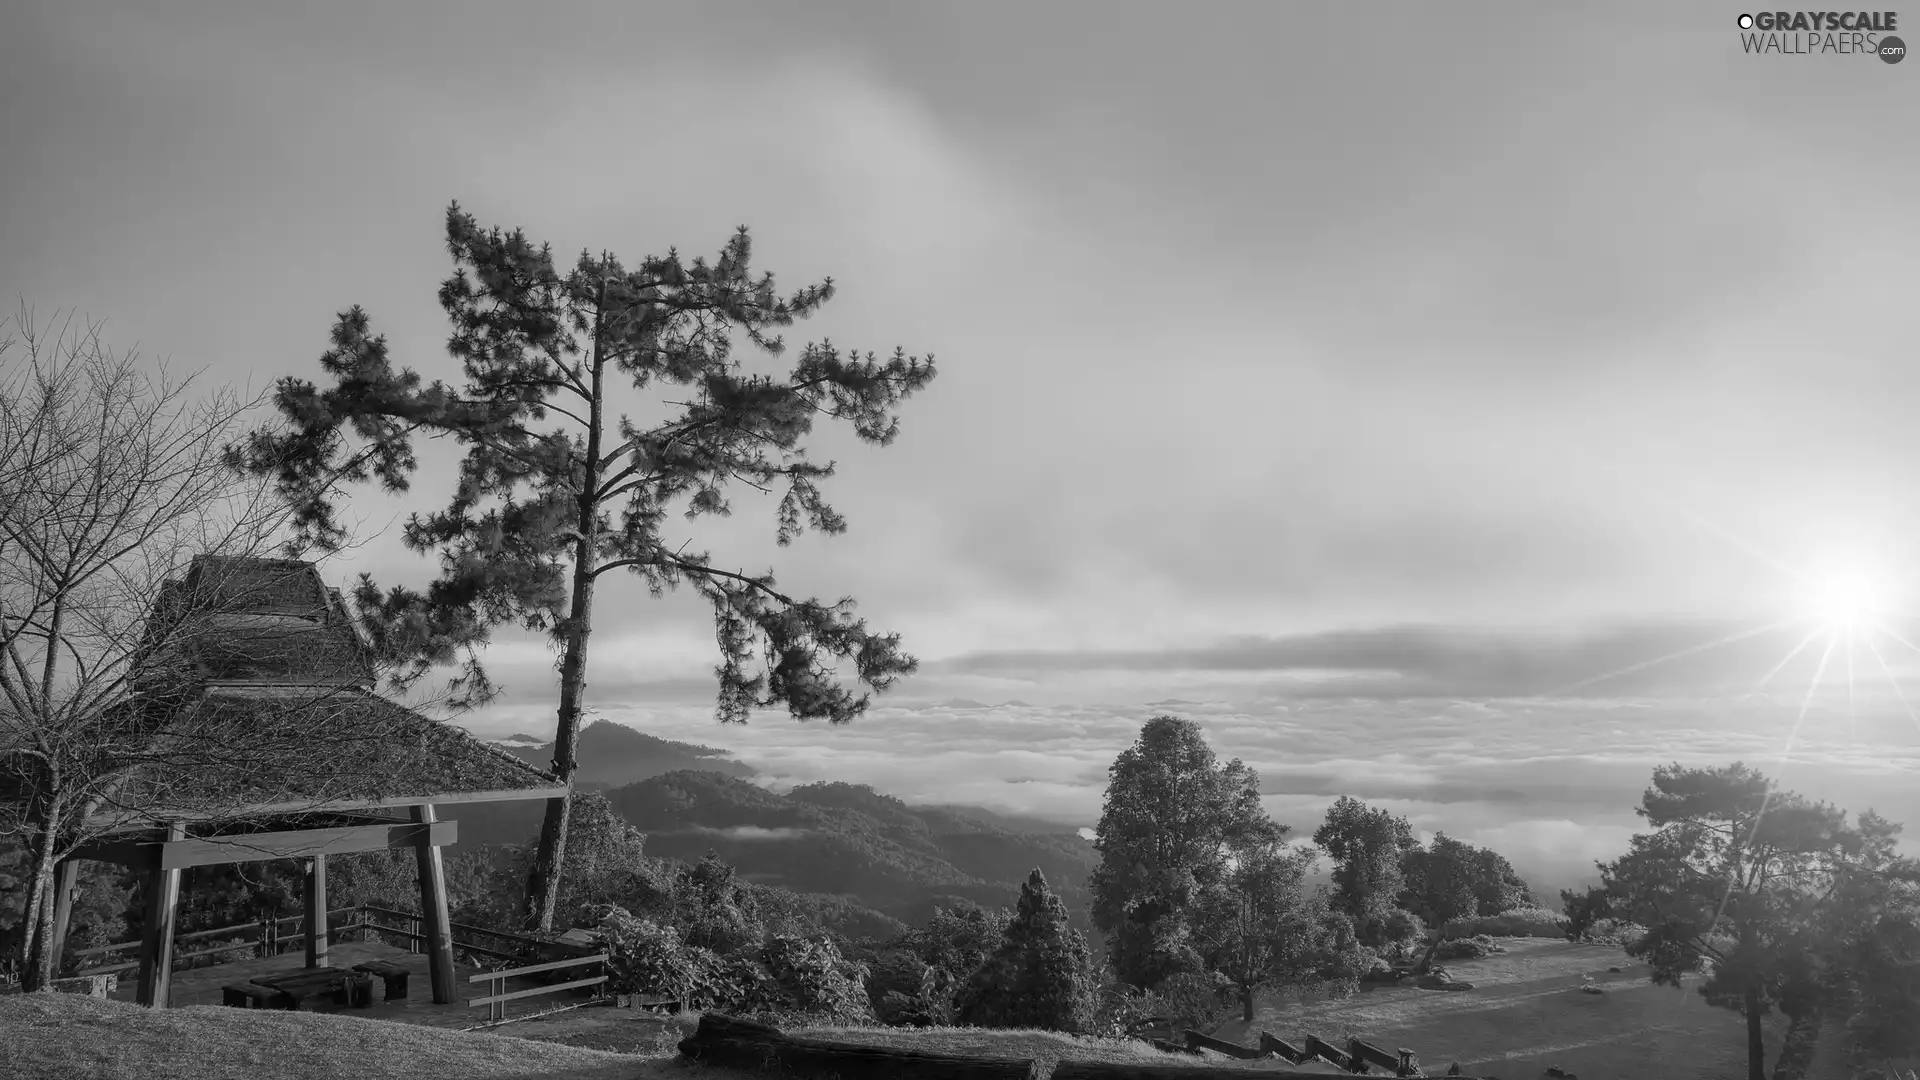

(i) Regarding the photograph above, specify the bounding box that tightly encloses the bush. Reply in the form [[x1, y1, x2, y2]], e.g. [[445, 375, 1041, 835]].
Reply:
[[1357, 908, 1427, 951], [1152, 969, 1239, 1033], [1442, 907, 1568, 940], [595, 906, 736, 1009], [1581, 918, 1647, 947], [739, 934, 875, 1026], [1434, 937, 1493, 961]]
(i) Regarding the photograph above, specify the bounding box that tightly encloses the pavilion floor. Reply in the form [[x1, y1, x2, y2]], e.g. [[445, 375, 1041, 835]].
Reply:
[[102, 940, 595, 1030]]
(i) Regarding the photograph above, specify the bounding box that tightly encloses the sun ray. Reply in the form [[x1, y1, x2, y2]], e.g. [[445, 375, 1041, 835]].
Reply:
[[1753, 627, 1827, 693], [1547, 618, 1799, 696], [1863, 633, 1920, 741]]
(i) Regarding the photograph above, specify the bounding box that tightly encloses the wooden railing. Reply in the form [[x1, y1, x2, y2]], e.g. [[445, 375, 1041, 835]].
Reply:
[[466, 951, 609, 1023], [63, 903, 593, 984], [69, 907, 363, 976]]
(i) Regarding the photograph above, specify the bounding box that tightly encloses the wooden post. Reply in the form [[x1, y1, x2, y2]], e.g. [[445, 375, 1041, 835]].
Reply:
[[136, 822, 186, 1007], [412, 804, 457, 1004], [304, 855, 329, 968], [47, 858, 79, 979]]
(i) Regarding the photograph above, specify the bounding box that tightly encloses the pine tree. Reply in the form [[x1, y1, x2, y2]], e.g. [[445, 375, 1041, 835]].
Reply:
[[955, 869, 1095, 1032], [229, 203, 936, 929]]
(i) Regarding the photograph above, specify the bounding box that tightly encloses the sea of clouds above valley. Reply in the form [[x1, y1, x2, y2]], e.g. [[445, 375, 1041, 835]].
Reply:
[[463, 683, 1920, 900]]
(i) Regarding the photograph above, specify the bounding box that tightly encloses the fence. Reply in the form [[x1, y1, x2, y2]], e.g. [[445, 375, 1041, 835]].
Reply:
[[65, 902, 611, 1021]]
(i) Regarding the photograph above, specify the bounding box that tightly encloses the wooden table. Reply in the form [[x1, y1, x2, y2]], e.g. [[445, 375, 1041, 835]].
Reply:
[[252, 968, 372, 1010]]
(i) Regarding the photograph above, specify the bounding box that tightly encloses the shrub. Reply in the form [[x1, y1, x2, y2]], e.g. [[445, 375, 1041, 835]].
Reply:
[[1442, 907, 1568, 940], [1357, 908, 1427, 951], [739, 934, 875, 1025], [1434, 937, 1492, 961], [1581, 918, 1647, 947], [1150, 969, 1239, 1033], [595, 906, 735, 1009]]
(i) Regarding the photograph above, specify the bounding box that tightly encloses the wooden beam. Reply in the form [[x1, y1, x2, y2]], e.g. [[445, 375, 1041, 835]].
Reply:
[[304, 855, 328, 968], [73, 820, 455, 871], [412, 804, 457, 1004], [48, 858, 79, 979], [66, 836, 163, 870], [135, 822, 186, 1007], [83, 784, 569, 833]]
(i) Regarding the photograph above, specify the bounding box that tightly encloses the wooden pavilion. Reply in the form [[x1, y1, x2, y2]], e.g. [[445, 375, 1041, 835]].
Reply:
[[46, 555, 565, 1008]]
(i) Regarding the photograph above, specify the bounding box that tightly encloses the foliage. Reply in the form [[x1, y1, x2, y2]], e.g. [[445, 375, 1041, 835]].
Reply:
[[1560, 885, 1614, 940], [1443, 907, 1569, 940], [1089, 716, 1283, 989], [1313, 796, 1419, 927], [953, 870, 1095, 1033], [1434, 935, 1507, 961], [229, 203, 936, 929], [740, 934, 875, 1025], [1578, 917, 1646, 947], [1600, 762, 1869, 1080], [594, 906, 735, 1009], [1356, 907, 1426, 960], [1151, 969, 1240, 1033], [1190, 841, 1335, 1020]]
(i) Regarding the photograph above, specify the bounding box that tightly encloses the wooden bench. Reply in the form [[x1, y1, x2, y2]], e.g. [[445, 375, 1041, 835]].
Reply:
[[222, 982, 293, 1009], [351, 960, 410, 1001]]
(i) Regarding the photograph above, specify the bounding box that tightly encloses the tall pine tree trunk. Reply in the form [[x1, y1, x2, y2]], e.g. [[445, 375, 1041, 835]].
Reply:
[[522, 280, 608, 932], [1745, 986, 1767, 1080]]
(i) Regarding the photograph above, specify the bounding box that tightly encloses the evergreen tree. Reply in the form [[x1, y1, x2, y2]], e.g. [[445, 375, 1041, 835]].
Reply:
[[229, 204, 935, 928], [955, 869, 1095, 1033], [1601, 762, 1862, 1080]]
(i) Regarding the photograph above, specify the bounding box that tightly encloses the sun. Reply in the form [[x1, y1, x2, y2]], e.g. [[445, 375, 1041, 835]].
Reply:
[[1798, 557, 1896, 631]]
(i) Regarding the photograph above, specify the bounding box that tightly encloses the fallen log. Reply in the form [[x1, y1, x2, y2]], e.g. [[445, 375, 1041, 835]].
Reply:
[[676, 1013, 1032, 1080], [1054, 1063, 1405, 1079]]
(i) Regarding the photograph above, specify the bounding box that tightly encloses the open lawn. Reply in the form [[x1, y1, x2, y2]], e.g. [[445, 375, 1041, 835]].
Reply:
[[0, 992, 753, 1080], [1216, 938, 1790, 1079]]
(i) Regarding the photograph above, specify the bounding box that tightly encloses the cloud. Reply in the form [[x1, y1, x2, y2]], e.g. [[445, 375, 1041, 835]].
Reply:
[[686, 826, 813, 842], [933, 618, 1920, 700]]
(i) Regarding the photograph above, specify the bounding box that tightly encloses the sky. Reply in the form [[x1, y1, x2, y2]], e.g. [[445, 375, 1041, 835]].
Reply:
[[4, 2, 1917, 896]]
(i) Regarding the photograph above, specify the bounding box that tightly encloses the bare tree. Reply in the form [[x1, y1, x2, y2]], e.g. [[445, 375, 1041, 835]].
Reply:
[[0, 305, 444, 990]]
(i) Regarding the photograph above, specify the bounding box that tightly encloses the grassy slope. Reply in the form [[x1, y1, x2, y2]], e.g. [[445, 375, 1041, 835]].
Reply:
[[1215, 938, 1795, 1080], [0, 993, 753, 1080]]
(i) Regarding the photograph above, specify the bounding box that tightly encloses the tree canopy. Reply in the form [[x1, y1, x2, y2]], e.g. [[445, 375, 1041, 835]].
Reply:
[[229, 203, 936, 928], [1089, 715, 1283, 989]]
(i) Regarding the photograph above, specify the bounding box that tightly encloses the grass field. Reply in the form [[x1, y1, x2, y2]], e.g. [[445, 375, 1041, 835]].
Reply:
[[1214, 937, 1787, 1079], [0, 992, 749, 1080], [11, 943, 1900, 1080]]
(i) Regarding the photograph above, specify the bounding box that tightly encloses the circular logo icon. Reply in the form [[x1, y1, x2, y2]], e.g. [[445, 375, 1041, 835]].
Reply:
[[1880, 35, 1907, 63], [1738, 13, 1754, 28]]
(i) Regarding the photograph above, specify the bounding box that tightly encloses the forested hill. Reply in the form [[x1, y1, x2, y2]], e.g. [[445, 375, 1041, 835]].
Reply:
[[606, 772, 1100, 931], [498, 719, 757, 785]]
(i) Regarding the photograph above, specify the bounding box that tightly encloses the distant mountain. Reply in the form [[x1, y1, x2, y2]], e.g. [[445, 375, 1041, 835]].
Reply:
[[496, 719, 757, 785], [446, 721, 755, 847], [918, 803, 1087, 836], [605, 772, 1100, 931]]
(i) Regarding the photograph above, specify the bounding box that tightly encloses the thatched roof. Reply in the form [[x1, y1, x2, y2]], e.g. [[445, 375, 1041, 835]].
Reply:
[[140, 556, 375, 688], [83, 556, 561, 834]]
